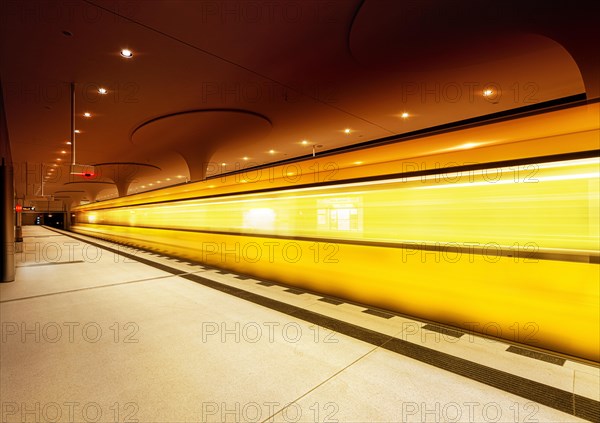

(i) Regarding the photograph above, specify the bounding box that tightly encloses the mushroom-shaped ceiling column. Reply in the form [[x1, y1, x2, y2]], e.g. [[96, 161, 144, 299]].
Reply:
[[131, 110, 272, 182], [92, 163, 161, 197], [63, 181, 117, 203], [53, 190, 87, 208]]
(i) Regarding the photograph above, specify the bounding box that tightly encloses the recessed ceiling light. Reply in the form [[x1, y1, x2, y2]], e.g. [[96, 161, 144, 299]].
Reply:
[[120, 49, 133, 58], [66, 141, 72, 145], [61, 150, 66, 154], [221, 163, 226, 166], [74, 129, 80, 133], [481, 87, 499, 100], [156, 181, 161, 183], [98, 88, 107, 95], [141, 185, 146, 188], [176, 175, 184, 179], [56, 158, 62, 161], [301, 140, 308, 145], [269, 150, 275, 154], [149, 183, 154, 186], [354, 161, 363, 165], [83, 112, 92, 118], [401, 112, 409, 119], [344, 128, 351, 134], [243, 156, 249, 161], [166, 178, 171, 181]]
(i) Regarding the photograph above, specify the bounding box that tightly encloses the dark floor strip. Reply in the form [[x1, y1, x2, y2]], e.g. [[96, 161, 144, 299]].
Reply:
[[284, 288, 305, 295], [507, 345, 566, 366], [382, 338, 597, 421], [318, 297, 344, 305], [16, 260, 86, 268], [422, 324, 465, 339], [256, 280, 276, 286], [234, 275, 252, 280], [362, 308, 395, 319], [47, 228, 600, 421]]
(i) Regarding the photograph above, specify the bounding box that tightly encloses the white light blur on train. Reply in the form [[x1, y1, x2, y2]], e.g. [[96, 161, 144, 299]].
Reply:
[[243, 208, 276, 230]]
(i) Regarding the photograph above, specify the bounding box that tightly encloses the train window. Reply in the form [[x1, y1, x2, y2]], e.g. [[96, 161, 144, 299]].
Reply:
[[317, 197, 362, 232]]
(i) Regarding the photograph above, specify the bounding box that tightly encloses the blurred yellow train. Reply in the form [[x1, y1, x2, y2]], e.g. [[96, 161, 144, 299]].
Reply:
[[72, 103, 600, 362]]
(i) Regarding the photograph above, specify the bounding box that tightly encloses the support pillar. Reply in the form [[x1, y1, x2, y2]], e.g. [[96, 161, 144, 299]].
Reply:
[[1, 79, 15, 282]]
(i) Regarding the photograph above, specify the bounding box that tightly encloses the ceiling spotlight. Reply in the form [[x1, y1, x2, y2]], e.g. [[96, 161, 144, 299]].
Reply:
[[61, 150, 66, 154], [166, 178, 171, 181], [301, 140, 308, 145], [221, 163, 227, 166], [269, 149, 275, 154], [401, 112, 409, 119], [483, 89, 494, 97], [56, 158, 62, 161], [83, 112, 92, 117], [243, 156, 249, 161], [120, 49, 133, 58], [74, 129, 80, 133], [66, 141, 72, 145], [354, 161, 363, 165], [98, 88, 107, 95], [344, 128, 351, 134]]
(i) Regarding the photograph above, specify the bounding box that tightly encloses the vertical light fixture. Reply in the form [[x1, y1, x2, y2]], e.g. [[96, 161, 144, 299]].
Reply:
[[68, 83, 94, 177], [70, 82, 76, 168]]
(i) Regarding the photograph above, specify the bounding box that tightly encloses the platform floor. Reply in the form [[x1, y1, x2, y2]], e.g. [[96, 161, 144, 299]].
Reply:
[[1, 226, 598, 422]]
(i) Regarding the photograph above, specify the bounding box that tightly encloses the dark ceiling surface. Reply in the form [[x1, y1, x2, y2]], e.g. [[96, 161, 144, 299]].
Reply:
[[1, 0, 598, 201]]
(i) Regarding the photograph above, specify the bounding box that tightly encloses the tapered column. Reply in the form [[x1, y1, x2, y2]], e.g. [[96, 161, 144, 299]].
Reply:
[[1, 80, 15, 282]]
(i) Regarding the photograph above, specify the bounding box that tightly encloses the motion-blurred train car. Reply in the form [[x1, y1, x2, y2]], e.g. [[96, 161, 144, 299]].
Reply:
[[72, 102, 600, 362]]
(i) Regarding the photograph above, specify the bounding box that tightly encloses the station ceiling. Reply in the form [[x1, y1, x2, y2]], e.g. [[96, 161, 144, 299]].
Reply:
[[1, 0, 599, 201]]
